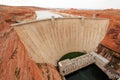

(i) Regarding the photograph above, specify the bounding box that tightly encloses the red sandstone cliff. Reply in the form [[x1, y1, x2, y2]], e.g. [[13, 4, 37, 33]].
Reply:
[[0, 5, 37, 23], [0, 5, 61, 80], [57, 9, 120, 53]]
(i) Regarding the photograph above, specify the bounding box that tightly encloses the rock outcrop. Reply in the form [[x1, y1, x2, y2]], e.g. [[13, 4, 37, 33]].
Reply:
[[0, 5, 36, 23]]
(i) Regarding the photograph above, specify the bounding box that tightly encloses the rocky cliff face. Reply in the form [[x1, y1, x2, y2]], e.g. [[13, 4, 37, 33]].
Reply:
[[0, 5, 36, 23], [0, 5, 61, 80]]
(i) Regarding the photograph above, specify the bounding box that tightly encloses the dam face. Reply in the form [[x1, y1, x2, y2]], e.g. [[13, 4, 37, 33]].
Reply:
[[13, 18, 109, 65]]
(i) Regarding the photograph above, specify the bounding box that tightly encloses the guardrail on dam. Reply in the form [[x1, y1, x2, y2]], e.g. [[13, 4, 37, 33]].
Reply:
[[12, 17, 109, 65]]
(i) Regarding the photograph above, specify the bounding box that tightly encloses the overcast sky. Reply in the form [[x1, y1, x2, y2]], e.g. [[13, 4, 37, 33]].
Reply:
[[0, 0, 120, 9]]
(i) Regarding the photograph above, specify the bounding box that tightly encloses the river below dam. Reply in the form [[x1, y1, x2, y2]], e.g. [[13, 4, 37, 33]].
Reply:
[[65, 64, 110, 80]]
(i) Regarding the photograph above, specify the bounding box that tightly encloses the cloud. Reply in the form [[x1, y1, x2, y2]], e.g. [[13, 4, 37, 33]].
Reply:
[[0, 0, 120, 9]]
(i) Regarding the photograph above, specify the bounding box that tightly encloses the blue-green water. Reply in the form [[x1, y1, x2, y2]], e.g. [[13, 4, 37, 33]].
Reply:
[[59, 52, 85, 61], [65, 64, 110, 80]]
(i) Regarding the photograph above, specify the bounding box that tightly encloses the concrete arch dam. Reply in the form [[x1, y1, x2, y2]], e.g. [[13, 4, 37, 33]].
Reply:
[[12, 18, 109, 65]]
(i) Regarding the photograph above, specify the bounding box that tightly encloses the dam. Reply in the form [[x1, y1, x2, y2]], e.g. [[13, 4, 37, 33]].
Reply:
[[11, 17, 120, 80], [12, 17, 109, 65]]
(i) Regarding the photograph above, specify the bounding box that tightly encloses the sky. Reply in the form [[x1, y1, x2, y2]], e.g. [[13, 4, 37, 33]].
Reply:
[[0, 0, 120, 9]]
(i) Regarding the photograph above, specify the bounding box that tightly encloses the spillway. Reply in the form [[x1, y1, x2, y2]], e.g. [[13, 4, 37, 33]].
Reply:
[[12, 18, 109, 65]]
